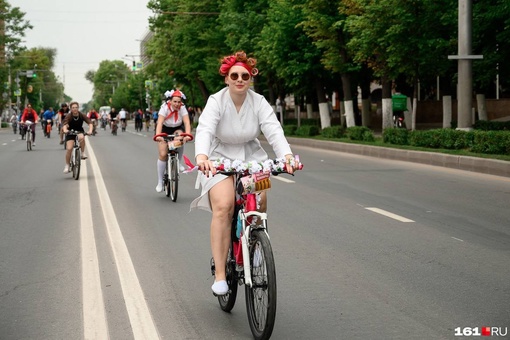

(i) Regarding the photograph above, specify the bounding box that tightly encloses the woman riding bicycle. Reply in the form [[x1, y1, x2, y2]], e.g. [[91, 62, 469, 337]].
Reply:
[[61, 102, 93, 173], [154, 89, 192, 192], [190, 51, 298, 295]]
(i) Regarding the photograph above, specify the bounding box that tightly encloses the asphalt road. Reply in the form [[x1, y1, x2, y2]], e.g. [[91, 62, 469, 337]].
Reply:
[[0, 124, 508, 339]]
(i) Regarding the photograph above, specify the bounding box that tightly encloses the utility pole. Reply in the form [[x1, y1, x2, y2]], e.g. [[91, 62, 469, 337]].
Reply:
[[448, 0, 482, 130]]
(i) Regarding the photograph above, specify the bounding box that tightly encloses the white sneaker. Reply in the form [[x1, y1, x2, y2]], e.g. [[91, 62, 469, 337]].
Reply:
[[179, 165, 185, 172], [155, 183, 163, 192], [63, 165, 69, 173], [32, 142, 36, 146], [211, 280, 228, 295]]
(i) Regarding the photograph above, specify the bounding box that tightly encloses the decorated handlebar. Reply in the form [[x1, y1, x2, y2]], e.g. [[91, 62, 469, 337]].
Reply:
[[182, 155, 303, 174]]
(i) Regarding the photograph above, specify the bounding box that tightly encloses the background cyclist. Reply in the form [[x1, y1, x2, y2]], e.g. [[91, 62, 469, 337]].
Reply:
[[153, 89, 192, 192], [61, 102, 93, 173], [20, 103, 39, 146], [57, 103, 70, 145], [42, 107, 54, 138]]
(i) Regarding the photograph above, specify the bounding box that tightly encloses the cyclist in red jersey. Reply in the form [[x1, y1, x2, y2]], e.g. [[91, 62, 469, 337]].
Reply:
[[21, 103, 39, 146]]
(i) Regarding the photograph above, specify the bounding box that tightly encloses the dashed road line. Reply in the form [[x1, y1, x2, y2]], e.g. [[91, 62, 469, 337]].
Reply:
[[365, 207, 415, 223]]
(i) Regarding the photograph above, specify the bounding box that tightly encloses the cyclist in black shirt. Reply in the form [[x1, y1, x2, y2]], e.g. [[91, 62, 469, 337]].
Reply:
[[61, 102, 93, 173]]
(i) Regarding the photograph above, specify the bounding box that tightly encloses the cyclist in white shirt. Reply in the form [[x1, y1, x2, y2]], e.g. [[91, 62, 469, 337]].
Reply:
[[154, 89, 192, 192], [119, 108, 127, 131]]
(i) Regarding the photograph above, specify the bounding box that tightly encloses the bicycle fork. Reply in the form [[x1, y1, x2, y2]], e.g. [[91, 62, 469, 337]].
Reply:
[[239, 210, 268, 287]]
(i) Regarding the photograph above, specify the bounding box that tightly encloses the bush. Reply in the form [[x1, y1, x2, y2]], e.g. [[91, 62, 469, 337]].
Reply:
[[470, 130, 510, 154], [283, 124, 297, 136], [321, 126, 345, 138], [295, 125, 319, 137], [383, 128, 409, 145], [346, 126, 373, 141], [362, 130, 375, 142], [1, 122, 7, 128], [473, 120, 510, 131], [435, 129, 473, 149], [409, 129, 443, 148]]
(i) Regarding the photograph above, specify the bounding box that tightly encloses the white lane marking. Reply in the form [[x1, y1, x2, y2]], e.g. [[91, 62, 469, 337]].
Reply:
[[451, 237, 464, 242], [80, 163, 109, 339], [88, 142, 160, 339], [365, 207, 415, 223], [273, 175, 295, 183], [2, 143, 7, 145]]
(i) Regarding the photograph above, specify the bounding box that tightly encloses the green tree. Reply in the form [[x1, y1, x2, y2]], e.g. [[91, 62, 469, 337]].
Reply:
[[10, 47, 63, 110], [0, 0, 32, 114], [260, 0, 332, 128], [88, 60, 131, 108], [146, 0, 225, 105], [342, 0, 457, 130], [472, 0, 510, 96]]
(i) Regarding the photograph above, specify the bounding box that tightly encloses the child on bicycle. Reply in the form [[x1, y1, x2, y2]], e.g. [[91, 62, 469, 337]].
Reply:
[[190, 51, 299, 295], [154, 89, 192, 192]]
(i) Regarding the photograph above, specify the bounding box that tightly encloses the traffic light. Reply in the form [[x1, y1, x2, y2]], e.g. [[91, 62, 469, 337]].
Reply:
[[26, 70, 37, 78], [132, 61, 136, 71]]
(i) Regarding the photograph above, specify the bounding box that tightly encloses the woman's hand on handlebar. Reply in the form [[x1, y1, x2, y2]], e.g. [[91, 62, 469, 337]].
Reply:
[[284, 154, 301, 175], [196, 157, 216, 177]]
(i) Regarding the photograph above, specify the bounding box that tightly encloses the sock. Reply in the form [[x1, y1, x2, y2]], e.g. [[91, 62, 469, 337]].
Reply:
[[178, 148, 183, 166], [157, 159, 166, 184]]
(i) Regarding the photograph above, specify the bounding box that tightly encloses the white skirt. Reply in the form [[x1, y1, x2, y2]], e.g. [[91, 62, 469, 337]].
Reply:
[[189, 172, 228, 213]]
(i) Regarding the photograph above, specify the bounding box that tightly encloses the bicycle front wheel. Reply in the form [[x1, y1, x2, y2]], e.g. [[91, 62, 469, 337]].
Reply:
[[245, 229, 277, 340], [164, 161, 170, 197], [169, 156, 179, 202], [73, 148, 81, 180]]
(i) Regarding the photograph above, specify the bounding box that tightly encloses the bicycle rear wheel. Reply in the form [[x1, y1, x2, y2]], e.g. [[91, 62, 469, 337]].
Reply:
[[73, 148, 81, 180], [217, 243, 239, 312], [169, 156, 179, 202], [245, 229, 277, 340]]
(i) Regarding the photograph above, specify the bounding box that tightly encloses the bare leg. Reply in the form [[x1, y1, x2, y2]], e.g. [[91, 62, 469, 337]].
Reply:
[[209, 177, 234, 281]]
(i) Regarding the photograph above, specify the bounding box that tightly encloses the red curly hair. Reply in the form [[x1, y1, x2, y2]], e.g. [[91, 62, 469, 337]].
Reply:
[[219, 51, 259, 77]]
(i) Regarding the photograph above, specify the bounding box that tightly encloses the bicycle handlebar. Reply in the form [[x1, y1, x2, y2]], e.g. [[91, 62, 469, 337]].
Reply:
[[153, 132, 194, 142], [66, 130, 90, 136], [189, 156, 303, 176]]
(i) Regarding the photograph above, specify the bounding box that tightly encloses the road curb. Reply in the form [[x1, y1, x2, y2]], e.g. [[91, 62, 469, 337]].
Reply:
[[286, 137, 510, 178]]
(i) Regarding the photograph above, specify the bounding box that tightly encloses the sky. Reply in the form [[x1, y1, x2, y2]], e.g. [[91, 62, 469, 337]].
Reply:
[[9, 0, 153, 104]]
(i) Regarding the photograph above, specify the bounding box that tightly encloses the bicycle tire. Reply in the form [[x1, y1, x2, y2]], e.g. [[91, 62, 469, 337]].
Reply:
[[26, 132, 31, 151], [245, 229, 277, 340], [164, 161, 170, 197], [74, 148, 81, 180], [218, 243, 238, 312], [170, 156, 179, 202]]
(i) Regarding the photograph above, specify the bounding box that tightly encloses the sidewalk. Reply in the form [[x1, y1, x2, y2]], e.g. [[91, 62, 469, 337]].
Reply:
[[286, 136, 510, 178]]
